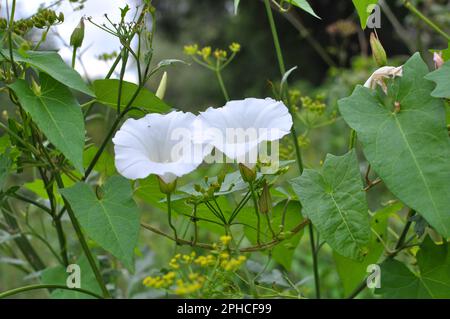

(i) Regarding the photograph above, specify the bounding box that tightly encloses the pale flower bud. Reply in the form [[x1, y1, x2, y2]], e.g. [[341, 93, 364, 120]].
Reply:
[[70, 18, 85, 48], [156, 71, 167, 100], [433, 52, 444, 69], [370, 32, 387, 67]]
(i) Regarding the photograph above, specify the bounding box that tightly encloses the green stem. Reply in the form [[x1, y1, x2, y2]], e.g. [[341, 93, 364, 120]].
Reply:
[[263, 0, 318, 297], [71, 46, 77, 69], [263, 0, 285, 75], [264, 211, 277, 239], [54, 173, 110, 298], [167, 193, 178, 243], [7, 0, 18, 77], [308, 224, 320, 299], [0, 284, 103, 299], [9, 193, 52, 215], [402, 0, 450, 41], [116, 51, 129, 114], [1, 201, 46, 272], [215, 68, 230, 102], [249, 182, 261, 245]]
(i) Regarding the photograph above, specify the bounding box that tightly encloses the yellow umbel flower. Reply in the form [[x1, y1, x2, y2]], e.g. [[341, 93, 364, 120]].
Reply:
[[184, 44, 198, 55], [198, 46, 211, 60], [219, 235, 232, 246], [229, 42, 241, 53], [194, 254, 216, 267], [214, 49, 227, 60]]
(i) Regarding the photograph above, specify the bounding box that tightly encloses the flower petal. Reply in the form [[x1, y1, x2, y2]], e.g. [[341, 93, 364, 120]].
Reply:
[[113, 111, 209, 182], [199, 98, 292, 161]]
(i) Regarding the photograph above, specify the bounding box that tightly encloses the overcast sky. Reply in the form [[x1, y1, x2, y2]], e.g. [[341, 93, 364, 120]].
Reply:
[[2, 0, 141, 82]]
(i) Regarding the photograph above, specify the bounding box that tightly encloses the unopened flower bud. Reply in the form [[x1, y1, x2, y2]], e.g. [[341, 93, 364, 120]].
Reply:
[[258, 181, 272, 214], [31, 77, 41, 96], [433, 52, 444, 69], [370, 32, 387, 67], [158, 176, 177, 194], [70, 18, 85, 48], [156, 72, 167, 100], [239, 163, 256, 183]]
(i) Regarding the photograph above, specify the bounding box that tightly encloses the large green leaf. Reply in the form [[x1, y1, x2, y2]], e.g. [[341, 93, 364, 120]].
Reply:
[[334, 202, 402, 296], [338, 53, 450, 237], [93, 79, 170, 115], [41, 255, 102, 299], [59, 176, 140, 271], [1, 49, 93, 96], [9, 73, 85, 173], [290, 150, 370, 261], [425, 61, 450, 98], [352, 0, 379, 29], [288, 0, 320, 19], [376, 237, 450, 298]]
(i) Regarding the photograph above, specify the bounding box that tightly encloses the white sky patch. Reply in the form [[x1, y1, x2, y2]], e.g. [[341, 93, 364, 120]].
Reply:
[[2, 0, 141, 82]]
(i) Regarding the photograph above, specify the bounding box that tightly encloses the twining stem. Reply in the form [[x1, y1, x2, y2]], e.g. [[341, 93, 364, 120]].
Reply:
[[263, 0, 319, 298], [0, 284, 103, 299], [215, 67, 230, 102], [167, 193, 178, 243], [249, 182, 261, 245], [54, 173, 110, 298], [141, 218, 310, 252], [402, 0, 450, 41]]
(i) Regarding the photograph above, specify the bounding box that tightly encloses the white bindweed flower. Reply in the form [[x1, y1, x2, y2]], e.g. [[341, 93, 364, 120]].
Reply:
[[364, 65, 403, 93], [112, 111, 209, 183], [198, 98, 293, 166]]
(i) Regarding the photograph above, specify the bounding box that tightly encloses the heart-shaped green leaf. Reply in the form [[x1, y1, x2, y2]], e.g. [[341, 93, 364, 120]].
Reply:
[[9, 73, 85, 173], [338, 53, 450, 237], [290, 150, 370, 261], [1, 49, 93, 96], [59, 176, 140, 271], [376, 237, 450, 298]]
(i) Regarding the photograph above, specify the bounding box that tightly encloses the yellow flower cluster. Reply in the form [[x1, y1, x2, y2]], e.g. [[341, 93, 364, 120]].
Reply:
[[214, 49, 227, 60], [301, 96, 326, 114], [219, 253, 247, 272], [229, 42, 241, 53], [184, 43, 241, 63], [143, 271, 176, 289], [183, 44, 199, 55], [194, 254, 216, 267], [219, 235, 232, 246], [169, 252, 197, 269], [174, 274, 206, 295], [198, 46, 211, 60], [143, 237, 248, 296]]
